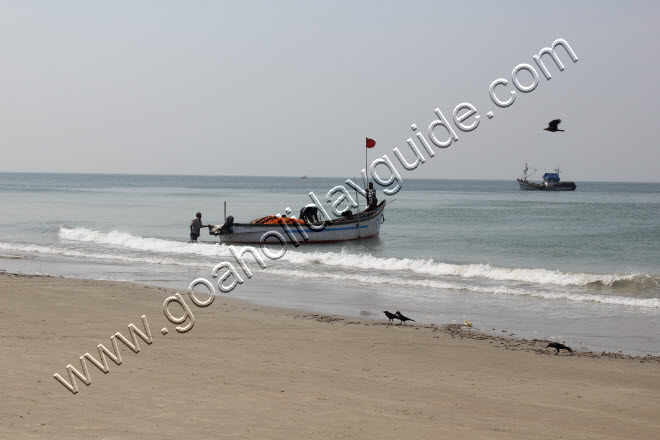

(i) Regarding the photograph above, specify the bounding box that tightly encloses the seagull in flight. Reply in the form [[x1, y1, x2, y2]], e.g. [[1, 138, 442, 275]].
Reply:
[[543, 119, 564, 132]]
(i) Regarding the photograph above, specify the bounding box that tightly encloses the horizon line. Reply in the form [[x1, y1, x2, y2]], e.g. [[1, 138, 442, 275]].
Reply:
[[0, 170, 658, 184]]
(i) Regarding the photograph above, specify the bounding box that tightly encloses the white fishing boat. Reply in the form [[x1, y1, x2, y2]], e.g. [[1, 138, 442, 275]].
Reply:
[[209, 201, 386, 244]]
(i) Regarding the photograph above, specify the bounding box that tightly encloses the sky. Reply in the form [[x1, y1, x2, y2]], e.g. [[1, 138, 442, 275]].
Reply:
[[0, 1, 659, 182]]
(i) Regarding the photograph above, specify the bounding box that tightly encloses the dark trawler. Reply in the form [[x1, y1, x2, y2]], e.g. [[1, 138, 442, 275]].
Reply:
[[517, 163, 577, 191]]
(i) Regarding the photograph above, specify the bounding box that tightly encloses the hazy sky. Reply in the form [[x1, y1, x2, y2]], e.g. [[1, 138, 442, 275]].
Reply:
[[1, 1, 658, 181]]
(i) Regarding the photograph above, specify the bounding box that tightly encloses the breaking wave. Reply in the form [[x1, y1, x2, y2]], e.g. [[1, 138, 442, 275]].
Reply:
[[58, 226, 231, 258], [5, 225, 657, 309], [0, 242, 204, 267], [281, 250, 652, 290], [265, 268, 660, 308], [53, 227, 658, 294]]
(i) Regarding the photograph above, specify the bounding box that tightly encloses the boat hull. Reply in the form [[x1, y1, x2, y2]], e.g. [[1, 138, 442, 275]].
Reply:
[[210, 202, 385, 244], [517, 179, 576, 191]]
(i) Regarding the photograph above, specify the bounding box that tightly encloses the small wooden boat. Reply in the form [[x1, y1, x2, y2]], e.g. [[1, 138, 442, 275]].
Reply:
[[209, 201, 386, 244]]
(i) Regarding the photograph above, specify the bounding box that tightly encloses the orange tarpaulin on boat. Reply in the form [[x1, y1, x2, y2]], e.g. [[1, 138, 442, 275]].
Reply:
[[250, 215, 305, 225]]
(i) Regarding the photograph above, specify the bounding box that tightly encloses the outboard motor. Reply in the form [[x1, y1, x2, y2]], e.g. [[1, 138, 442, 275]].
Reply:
[[219, 216, 234, 235]]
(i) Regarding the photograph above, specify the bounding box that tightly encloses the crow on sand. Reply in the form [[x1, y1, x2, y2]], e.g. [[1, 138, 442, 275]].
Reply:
[[547, 342, 573, 355], [543, 119, 564, 132], [383, 311, 398, 324], [395, 311, 415, 325]]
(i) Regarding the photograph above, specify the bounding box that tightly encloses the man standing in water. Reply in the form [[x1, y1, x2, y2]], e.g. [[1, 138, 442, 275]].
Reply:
[[189, 212, 207, 242]]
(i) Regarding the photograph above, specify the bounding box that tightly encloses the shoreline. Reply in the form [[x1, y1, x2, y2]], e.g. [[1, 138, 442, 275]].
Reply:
[[2, 269, 659, 363], [2, 272, 660, 438]]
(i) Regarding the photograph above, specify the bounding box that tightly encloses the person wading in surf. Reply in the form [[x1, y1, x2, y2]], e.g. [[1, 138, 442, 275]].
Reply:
[[190, 212, 208, 242]]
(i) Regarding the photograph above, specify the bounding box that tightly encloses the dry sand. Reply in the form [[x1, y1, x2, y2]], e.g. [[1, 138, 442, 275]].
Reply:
[[1, 272, 659, 439]]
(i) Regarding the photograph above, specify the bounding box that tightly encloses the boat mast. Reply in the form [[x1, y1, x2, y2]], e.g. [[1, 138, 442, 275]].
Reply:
[[354, 176, 361, 239], [522, 162, 537, 181]]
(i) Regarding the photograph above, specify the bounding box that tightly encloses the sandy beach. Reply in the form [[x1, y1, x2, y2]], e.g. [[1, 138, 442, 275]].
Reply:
[[1, 272, 658, 439], [2, 1, 660, 438]]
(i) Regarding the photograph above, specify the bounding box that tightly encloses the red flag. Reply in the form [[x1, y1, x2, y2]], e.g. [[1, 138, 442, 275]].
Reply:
[[366, 138, 376, 149]]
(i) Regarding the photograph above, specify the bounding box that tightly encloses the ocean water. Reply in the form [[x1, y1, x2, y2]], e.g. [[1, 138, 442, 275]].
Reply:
[[1, 172, 658, 355]]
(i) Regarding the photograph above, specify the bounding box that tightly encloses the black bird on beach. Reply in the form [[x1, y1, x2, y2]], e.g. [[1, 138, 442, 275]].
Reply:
[[383, 311, 398, 324], [543, 119, 564, 132], [395, 311, 415, 325], [547, 342, 573, 355]]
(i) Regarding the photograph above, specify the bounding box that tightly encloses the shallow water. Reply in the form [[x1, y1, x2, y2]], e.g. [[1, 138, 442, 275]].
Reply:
[[1, 173, 658, 355]]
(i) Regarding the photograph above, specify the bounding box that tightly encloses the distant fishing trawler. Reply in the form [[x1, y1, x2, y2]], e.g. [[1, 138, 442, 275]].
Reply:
[[517, 163, 577, 191]]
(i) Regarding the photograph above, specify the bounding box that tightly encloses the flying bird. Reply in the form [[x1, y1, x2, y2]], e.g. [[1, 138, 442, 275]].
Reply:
[[383, 311, 398, 324], [543, 119, 564, 132], [546, 342, 573, 355], [395, 311, 415, 325]]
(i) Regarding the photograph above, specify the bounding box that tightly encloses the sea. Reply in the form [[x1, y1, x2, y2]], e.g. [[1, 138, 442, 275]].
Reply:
[[1, 172, 658, 356]]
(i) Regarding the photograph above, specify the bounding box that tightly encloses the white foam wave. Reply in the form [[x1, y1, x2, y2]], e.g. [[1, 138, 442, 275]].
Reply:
[[4, 236, 657, 308], [265, 268, 660, 308], [58, 226, 231, 258], [57, 227, 647, 289], [0, 242, 205, 268], [282, 250, 640, 288]]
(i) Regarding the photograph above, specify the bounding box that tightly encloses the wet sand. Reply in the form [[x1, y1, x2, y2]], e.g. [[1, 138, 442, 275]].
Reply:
[[1, 272, 659, 439]]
